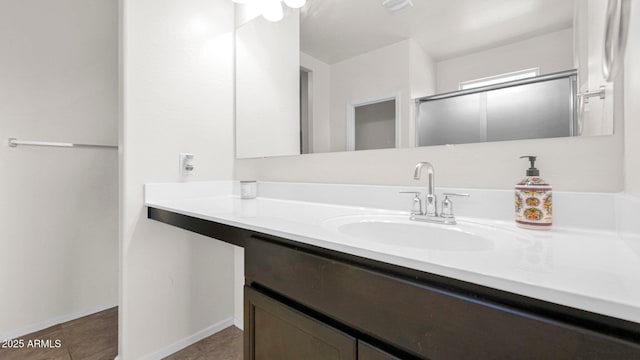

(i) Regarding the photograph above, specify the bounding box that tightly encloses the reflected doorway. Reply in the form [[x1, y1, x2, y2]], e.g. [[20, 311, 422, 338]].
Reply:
[[300, 68, 312, 154], [347, 97, 398, 151]]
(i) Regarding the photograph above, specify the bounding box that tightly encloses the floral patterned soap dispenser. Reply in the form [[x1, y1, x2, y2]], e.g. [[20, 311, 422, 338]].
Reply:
[[515, 155, 552, 230]]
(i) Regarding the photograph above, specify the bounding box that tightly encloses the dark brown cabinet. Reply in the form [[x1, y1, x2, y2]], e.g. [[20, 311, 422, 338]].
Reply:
[[245, 239, 640, 359], [245, 286, 401, 360], [358, 342, 400, 360], [245, 286, 356, 360]]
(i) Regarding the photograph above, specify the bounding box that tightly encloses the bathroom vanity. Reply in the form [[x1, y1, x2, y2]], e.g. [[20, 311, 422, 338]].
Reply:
[[146, 182, 640, 359]]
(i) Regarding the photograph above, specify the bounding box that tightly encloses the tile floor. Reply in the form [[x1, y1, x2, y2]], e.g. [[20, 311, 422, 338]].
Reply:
[[0, 307, 118, 360], [0, 307, 243, 360], [163, 326, 243, 360]]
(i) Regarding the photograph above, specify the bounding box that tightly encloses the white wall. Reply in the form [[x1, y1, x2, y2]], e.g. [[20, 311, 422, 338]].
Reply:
[[625, 2, 640, 197], [300, 52, 331, 153], [329, 39, 436, 152], [329, 41, 405, 151], [409, 40, 437, 147], [436, 28, 574, 93], [302, 42, 434, 152], [235, 127, 622, 192], [0, 0, 118, 340], [120, 0, 236, 358], [236, 10, 300, 158], [410, 40, 437, 100]]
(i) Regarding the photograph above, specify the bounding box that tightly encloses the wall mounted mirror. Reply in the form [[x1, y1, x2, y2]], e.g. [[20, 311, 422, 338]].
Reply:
[[235, 6, 300, 158], [235, 0, 615, 158]]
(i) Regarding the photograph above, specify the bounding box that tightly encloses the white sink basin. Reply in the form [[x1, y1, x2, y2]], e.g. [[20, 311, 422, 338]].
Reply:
[[323, 214, 521, 251]]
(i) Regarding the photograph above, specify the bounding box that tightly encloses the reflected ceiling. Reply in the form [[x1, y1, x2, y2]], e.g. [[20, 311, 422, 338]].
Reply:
[[300, 0, 575, 63]]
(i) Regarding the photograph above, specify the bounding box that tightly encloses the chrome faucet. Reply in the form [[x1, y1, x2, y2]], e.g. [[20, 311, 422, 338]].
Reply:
[[414, 162, 437, 216], [400, 162, 470, 225]]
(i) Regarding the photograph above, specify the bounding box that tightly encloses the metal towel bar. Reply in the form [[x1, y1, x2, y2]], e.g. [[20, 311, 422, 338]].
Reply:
[[8, 138, 117, 149]]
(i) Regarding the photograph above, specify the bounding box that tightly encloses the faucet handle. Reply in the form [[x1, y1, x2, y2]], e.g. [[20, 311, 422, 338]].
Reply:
[[399, 191, 423, 216], [442, 193, 470, 197], [441, 193, 470, 218]]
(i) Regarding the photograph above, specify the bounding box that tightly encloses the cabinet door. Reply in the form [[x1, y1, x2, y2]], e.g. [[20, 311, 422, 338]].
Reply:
[[245, 286, 356, 360], [358, 342, 401, 360]]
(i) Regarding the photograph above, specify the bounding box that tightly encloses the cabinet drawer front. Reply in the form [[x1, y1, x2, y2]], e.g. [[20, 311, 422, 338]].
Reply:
[[245, 286, 356, 360], [246, 240, 640, 359]]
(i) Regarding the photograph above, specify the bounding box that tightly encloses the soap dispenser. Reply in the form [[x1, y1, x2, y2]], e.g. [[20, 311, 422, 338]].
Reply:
[[515, 156, 552, 230]]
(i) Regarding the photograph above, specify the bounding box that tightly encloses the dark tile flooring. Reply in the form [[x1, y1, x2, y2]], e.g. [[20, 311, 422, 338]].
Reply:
[[1, 307, 243, 360], [163, 326, 243, 360], [0, 307, 118, 360]]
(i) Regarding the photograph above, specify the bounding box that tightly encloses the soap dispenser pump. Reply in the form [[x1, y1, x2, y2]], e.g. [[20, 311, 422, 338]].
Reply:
[[515, 156, 552, 230]]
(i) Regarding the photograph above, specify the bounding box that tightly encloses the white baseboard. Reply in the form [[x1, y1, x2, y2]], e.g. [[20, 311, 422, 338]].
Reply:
[[233, 316, 243, 331], [1, 302, 118, 342], [141, 317, 235, 360]]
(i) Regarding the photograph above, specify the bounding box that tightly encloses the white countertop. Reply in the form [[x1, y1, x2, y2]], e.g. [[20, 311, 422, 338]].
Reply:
[[145, 181, 640, 324]]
